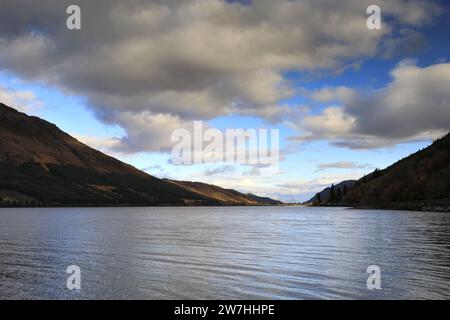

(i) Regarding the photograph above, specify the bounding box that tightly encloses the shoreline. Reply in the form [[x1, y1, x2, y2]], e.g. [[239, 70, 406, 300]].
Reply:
[[0, 203, 285, 209], [306, 200, 450, 213]]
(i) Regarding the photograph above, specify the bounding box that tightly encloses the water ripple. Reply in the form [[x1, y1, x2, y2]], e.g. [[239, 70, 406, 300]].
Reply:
[[0, 207, 449, 299]]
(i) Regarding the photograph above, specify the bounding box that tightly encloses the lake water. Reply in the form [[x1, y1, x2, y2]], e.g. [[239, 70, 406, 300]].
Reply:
[[0, 206, 449, 300]]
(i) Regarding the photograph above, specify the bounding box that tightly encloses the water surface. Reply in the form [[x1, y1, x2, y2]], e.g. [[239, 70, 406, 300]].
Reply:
[[0, 206, 449, 299]]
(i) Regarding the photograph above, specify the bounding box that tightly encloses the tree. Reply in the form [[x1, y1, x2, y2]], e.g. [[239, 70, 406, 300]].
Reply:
[[336, 188, 342, 203], [328, 184, 336, 204], [372, 168, 382, 179]]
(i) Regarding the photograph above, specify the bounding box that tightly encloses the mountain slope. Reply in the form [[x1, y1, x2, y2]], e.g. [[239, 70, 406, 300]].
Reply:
[[166, 180, 282, 206], [343, 134, 450, 210], [306, 180, 357, 205], [0, 103, 280, 207]]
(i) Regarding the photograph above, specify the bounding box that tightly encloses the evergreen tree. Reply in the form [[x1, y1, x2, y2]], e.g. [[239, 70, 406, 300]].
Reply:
[[316, 193, 321, 204], [328, 184, 336, 203], [336, 188, 342, 203]]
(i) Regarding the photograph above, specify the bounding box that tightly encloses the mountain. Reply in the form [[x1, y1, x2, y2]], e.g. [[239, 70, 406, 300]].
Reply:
[[166, 180, 282, 206], [306, 180, 357, 205], [0, 103, 281, 207], [309, 133, 450, 211], [344, 134, 450, 211]]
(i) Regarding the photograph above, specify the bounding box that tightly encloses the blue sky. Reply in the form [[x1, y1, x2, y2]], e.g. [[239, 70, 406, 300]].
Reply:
[[0, 0, 449, 202]]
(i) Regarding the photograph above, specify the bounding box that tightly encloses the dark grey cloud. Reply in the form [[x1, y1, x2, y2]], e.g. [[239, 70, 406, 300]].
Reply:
[[0, 0, 441, 152]]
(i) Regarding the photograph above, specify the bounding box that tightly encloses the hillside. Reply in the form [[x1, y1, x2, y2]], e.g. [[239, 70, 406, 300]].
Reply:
[[166, 180, 282, 206], [306, 180, 357, 205], [309, 134, 450, 212], [344, 134, 450, 211], [0, 103, 280, 207]]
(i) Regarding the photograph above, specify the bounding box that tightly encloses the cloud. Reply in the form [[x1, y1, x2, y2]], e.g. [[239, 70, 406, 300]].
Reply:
[[99, 111, 197, 153], [141, 165, 171, 179], [243, 167, 262, 176], [295, 61, 450, 148], [0, 86, 43, 114], [204, 165, 236, 176], [310, 87, 357, 103], [317, 161, 371, 171], [74, 134, 123, 158], [302, 107, 357, 137], [0, 0, 441, 153]]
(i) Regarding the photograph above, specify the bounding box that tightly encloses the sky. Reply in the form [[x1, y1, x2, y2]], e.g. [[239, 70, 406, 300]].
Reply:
[[0, 0, 449, 202]]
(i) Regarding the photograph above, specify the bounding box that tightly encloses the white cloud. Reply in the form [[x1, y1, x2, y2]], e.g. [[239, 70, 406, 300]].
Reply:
[[74, 134, 122, 157], [302, 107, 356, 137], [96, 111, 198, 153], [310, 87, 357, 103], [295, 62, 450, 148], [0, 86, 42, 114], [317, 161, 372, 171]]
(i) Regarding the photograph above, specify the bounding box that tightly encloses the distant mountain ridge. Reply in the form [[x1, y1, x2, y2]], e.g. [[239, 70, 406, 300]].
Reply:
[[0, 103, 281, 207], [308, 133, 450, 212]]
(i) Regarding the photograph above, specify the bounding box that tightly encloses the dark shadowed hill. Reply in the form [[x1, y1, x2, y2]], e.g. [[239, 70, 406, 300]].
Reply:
[[306, 180, 357, 205], [309, 134, 450, 212], [0, 103, 281, 207], [343, 134, 450, 211]]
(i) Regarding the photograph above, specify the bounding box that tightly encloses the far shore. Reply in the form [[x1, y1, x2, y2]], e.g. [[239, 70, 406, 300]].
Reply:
[[303, 200, 450, 213]]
